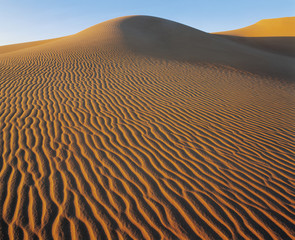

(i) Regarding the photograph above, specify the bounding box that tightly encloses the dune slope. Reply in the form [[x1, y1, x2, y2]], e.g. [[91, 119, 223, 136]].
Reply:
[[214, 17, 295, 58], [213, 36, 295, 58], [0, 16, 294, 240], [0, 38, 61, 55], [118, 16, 295, 81], [214, 17, 295, 37]]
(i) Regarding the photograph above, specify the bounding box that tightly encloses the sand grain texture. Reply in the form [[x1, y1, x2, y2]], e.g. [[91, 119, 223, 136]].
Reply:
[[0, 16, 295, 240]]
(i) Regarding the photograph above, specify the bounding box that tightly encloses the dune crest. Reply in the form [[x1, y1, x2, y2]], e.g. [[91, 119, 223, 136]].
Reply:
[[214, 17, 295, 59], [214, 17, 295, 37], [0, 15, 294, 240]]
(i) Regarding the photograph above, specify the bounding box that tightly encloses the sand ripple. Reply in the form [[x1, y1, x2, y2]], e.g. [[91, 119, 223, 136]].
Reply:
[[0, 16, 294, 240]]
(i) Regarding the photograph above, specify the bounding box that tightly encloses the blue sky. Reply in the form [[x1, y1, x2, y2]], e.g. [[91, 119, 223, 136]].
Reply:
[[0, 0, 294, 46]]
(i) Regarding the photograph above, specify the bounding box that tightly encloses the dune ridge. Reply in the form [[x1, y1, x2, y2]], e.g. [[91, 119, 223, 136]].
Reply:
[[214, 17, 295, 37], [0, 16, 294, 240], [214, 17, 295, 58]]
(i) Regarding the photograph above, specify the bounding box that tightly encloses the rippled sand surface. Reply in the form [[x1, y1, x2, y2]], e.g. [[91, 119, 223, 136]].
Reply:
[[0, 16, 294, 240]]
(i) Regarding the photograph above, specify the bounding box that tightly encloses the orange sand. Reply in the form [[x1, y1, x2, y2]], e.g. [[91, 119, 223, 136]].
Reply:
[[214, 17, 295, 37], [0, 16, 294, 240]]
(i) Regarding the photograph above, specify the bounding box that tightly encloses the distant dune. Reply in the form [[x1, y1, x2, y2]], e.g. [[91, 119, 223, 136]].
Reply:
[[0, 16, 294, 240], [214, 17, 295, 58], [214, 17, 295, 37]]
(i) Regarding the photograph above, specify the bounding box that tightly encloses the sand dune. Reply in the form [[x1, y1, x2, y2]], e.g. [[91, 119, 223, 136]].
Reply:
[[213, 36, 295, 58], [0, 15, 294, 240], [214, 17, 295, 58], [0, 38, 61, 55], [214, 17, 295, 37]]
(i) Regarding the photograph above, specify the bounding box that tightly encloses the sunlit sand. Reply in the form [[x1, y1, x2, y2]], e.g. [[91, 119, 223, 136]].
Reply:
[[0, 16, 294, 240], [214, 16, 295, 37]]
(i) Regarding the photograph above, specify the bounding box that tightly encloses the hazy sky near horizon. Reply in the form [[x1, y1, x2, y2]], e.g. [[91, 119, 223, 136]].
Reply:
[[0, 0, 294, 46]]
